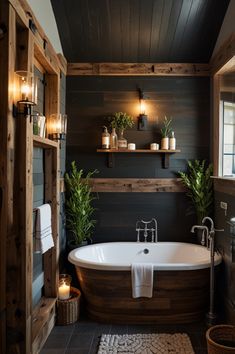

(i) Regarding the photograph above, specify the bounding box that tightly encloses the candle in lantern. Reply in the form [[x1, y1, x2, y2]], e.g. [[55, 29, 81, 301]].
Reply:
[[58, 280, 70, 300]]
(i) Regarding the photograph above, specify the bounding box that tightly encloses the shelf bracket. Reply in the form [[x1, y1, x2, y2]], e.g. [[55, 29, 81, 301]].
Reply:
[[108, 152, 114, 168], [162, 153, 170, 169]]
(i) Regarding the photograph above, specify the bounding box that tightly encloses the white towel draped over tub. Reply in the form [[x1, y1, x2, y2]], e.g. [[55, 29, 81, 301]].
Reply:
[[131, 263, 154, 298], [34, 203, 54, 254]]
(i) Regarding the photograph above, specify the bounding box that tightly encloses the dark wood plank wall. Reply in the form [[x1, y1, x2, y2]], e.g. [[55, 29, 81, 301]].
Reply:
[[66, 76, 210, 243], [214, 189, 235, 322], [59, 72, 67, 269]]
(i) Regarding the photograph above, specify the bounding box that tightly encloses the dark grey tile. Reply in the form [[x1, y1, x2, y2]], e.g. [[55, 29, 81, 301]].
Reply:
[[43, 333, 71, 349], [52, 324, 75, 334], [68, 333, 94, 349], [94, 324, 111, 336], [66, 349, 89, 354], [128, 324, 175, 334], [40, 315, 208, 354], [194, 331, 208, 348], [74, 321, 98, 334], [127, 325, 155, 334], [165, 323, 206, 333], [89, 335, 101, 354], [187, 332, 201, 350], [40, 349, 65, 354], [110, 324, 128, 334]]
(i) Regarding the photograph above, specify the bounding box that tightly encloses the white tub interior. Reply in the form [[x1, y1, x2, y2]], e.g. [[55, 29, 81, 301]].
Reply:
[[68, 242, 222, 271]]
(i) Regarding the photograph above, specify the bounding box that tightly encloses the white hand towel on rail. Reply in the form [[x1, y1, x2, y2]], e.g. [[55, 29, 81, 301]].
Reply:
[[34, 203, 54, 254], [131, 263, 154, 298]]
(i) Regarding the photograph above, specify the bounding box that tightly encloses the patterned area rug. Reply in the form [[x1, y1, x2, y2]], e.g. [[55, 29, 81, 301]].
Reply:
[[97, 333, 195, 354]]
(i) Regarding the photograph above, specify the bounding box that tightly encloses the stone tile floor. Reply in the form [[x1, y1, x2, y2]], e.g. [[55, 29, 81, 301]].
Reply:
[[40, 315, 208, 354]]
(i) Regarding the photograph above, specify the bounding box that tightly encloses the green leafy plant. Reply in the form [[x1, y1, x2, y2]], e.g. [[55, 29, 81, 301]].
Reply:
[[160, 116, 172, 138], [108, 112, 134, 131], [65, 161, 98, 245], [178, 160, 213, 223]]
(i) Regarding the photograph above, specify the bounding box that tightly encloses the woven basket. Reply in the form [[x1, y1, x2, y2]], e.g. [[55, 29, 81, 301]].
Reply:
[[57, 287, 81, 325], [206, 325, 235, 354]]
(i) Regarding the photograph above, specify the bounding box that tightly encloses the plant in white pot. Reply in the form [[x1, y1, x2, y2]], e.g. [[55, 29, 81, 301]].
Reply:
[[160, 116, 172, 150], [109, 112, 134, 149], [64, 161, 98, 249]]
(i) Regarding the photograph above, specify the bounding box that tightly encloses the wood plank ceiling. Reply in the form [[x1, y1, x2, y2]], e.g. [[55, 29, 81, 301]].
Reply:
[[51, 0, 230, 63]]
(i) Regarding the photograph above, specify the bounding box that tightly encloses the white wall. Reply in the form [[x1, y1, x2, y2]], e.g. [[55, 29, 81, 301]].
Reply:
[[212, 0, 235, 58], [27, 0, 63, 55]]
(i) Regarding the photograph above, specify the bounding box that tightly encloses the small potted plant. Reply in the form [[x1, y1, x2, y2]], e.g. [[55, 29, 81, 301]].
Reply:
[[109, 112, 134, 149], [64, 161, 98, 249], [160, 116, 172, 150]]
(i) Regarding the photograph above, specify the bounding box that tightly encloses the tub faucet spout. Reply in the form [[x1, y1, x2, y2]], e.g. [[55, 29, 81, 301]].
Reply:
[[191, 225, 209, 246]]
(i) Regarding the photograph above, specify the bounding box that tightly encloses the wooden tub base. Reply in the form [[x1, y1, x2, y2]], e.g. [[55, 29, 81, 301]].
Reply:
[[75, 267, 210, 324]]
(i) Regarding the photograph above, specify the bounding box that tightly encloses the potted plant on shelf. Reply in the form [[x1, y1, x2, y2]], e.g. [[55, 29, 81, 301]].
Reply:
[[160, 116, 172, 150], [64, 161, 98, 250], [178, 160, 213, 224], [109, 111, 134, 149]]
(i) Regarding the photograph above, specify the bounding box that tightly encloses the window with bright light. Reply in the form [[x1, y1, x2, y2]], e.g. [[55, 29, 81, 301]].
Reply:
[[222, 101, 235, 177]]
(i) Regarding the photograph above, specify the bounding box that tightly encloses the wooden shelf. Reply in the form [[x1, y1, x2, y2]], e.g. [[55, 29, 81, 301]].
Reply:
[[97, 148, 180, 153], [97, 148, 181, 168], [33, 135, 59, 149]]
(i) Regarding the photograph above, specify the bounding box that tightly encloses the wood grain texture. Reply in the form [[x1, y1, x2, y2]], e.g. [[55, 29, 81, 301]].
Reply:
[[34, 41, 59, 75], [212, 74, 221, 176], [210, 34, 235, 75], [67, 62, 210, 77], [89, 178, 186, 193], [0, 2, 13, 352], [45, 74, 60, 137], [32, 297, 56, 354], [9, 0, 66, 74], [44, 147, 60, 298], [213, 178, 235, 197], [2, 1, 63, 352], [33, 136, 58, 149], [75, 266, 210, 324], [12, 27, 34, 354]]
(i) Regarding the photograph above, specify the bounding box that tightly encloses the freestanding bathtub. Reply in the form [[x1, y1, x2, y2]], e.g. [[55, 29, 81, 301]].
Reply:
[[69, 242, 222, 324]]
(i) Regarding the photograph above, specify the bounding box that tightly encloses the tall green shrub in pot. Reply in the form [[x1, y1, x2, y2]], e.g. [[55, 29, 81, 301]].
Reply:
[[178, 160, 213, 224], [65, 161, 97, 247]]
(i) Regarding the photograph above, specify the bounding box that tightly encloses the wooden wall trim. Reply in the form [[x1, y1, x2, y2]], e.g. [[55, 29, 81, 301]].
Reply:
[[44, 147, 60, 298], [9, 0, 67, 75], [0, 1, 12, 352], [57, 53, 67, 75], [67, 62, 210, 77], [212, 74, 221, 176], [89, 178, 186, 193], [213, 178, 235, 197], [210, 34, 235, 75]]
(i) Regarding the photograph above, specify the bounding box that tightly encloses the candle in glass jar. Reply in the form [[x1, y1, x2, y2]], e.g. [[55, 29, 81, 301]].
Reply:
[[58, 280, 70, 300]]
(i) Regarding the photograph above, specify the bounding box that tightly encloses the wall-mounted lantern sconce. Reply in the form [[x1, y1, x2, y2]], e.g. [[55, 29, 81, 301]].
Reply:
[[14, 71, 38, 117], [138, 89, 148, 131], [47, 113, 67, 141]]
